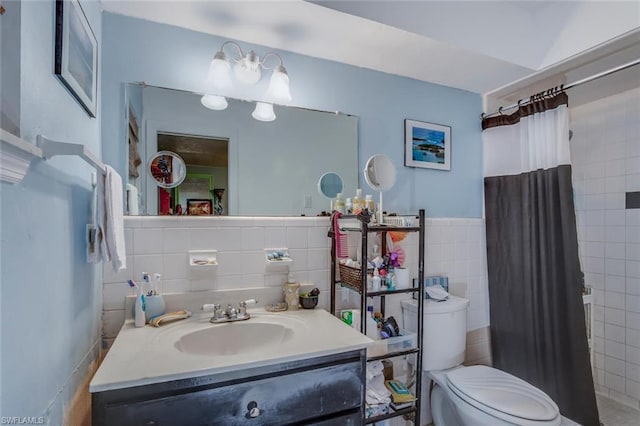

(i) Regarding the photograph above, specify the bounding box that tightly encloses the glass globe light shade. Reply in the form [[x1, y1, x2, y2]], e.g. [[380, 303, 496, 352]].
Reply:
[[266, 66, 292, 103], [206, 52, 232, 90], [201, 94, 228, 111], [252, 102, 276, 122]]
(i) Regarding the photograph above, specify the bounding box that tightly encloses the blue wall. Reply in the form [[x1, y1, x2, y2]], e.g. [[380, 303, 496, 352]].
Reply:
[[1, 1, 102, 421], [102, 13, 483, 218]]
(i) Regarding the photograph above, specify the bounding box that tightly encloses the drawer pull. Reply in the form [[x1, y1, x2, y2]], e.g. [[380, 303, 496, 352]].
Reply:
[[245, 401, 261, 419]]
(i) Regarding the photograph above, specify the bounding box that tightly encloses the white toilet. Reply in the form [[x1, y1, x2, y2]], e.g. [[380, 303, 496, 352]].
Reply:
[[401, 297, 562, 426]]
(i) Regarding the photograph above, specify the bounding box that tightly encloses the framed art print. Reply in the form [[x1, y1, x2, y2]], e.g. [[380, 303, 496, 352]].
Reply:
[[404, 119, 451, 171], [54, 0, 98, 117], [187, 199, 213, 216]]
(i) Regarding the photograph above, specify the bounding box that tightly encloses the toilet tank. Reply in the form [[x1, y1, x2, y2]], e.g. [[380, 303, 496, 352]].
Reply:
[[401, 296, 470, 371]]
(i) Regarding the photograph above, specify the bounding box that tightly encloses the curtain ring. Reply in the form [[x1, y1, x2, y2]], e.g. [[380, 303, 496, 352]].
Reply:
[[498, 106, 504, 115], [481, 112, 486, 120], [560, 83, 565, 93], [517, 99, 523, 106]]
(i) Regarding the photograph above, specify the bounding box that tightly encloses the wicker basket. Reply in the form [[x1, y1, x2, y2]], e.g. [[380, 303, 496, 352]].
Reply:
[[339, 263, 371, 293]]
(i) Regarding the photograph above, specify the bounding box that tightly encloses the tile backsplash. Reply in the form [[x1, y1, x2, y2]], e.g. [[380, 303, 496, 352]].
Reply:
[[102, 216, 490, 351]]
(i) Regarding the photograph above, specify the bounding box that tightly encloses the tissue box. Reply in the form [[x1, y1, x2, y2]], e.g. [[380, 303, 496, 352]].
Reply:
[[413, 276, 449, 299]]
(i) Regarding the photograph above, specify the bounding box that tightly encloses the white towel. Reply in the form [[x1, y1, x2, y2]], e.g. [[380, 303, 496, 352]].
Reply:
[[97, 165, 126, 272]]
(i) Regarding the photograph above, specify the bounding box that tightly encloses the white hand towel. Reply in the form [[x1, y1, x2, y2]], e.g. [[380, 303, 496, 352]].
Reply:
[[97, 166, 127, 272]]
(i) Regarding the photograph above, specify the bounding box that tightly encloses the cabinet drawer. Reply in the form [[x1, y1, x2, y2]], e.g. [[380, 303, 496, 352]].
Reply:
[[307, 409, 361, 425], [103, 361, 363, 425]]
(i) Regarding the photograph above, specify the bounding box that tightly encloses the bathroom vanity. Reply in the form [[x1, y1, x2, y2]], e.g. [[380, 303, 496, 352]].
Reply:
[[91, 308, 371, 425]]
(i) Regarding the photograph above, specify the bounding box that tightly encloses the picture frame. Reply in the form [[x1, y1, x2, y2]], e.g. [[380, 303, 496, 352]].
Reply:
[[187, 199, 213, 216], [404, 119, 451, 171], [54, 0, 98, 117]]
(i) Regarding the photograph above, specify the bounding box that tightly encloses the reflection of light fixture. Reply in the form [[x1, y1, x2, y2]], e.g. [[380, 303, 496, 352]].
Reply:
[[200, 94, 228, 110], [202, 41, 292, 121], [252, 102, 276, 122]]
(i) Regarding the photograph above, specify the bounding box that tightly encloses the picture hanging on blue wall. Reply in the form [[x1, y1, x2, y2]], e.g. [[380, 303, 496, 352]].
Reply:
[[404, 119, 451, 171], [54, 0, 98, 117]]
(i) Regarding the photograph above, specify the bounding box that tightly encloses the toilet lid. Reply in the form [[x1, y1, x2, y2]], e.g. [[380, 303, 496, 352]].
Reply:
[[446, 366, 559, 422]]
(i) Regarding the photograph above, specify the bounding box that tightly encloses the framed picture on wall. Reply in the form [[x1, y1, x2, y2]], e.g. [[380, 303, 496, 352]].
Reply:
[[404, 119, 451, 171], [187, 199, 213, 216], [54, 0, 98, 117]]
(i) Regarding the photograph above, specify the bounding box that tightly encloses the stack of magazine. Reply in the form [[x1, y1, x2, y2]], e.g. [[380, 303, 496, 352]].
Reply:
[[385, 380, 416, 410]]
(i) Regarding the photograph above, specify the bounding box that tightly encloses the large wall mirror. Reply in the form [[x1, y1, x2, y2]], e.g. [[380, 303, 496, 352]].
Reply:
[[124, 83, 358, 216]]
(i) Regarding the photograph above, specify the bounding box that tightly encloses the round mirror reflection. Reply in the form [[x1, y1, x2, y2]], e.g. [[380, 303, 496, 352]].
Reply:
[[147, 151, 187, 189], [363, 154, 396, 192], [317, 172, 344, 199]]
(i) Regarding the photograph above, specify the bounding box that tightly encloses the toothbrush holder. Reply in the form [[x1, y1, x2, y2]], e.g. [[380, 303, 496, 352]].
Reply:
[[131, 295, 166, 323]]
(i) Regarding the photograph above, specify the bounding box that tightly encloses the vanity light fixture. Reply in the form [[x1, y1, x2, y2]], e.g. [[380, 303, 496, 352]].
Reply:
[[202, 41, 292, 121]]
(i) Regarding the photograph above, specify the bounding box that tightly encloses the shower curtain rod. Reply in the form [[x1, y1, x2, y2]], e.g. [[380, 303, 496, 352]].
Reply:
[[482, 58, 640, 119]]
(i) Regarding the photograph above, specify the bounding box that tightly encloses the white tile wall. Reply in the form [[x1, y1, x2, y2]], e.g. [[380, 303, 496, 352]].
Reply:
[[571, 87, 640, 410], [102, 216, 491, 351]]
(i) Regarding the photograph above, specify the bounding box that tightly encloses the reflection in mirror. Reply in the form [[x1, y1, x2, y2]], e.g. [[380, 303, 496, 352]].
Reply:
[[125, 83, 358, 216], [317, 172, 343, 212], [158, 134, 227, 216], [363, 154, 396, 223], [147, 151, 187, 189]]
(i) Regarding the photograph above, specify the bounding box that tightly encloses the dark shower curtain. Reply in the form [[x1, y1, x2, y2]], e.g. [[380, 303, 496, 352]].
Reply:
[[482, 93, 599, 426]]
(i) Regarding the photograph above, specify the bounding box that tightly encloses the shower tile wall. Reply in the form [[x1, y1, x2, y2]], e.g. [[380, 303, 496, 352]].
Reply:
[[101, 217, 491, 362], [571, 87, 640, 409]]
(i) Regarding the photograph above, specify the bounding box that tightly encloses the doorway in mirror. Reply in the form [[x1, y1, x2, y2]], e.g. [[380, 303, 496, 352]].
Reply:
[[157, 133, 228, 216]]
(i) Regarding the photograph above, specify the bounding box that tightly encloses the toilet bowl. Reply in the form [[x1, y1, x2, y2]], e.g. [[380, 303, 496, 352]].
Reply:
[[401, 297, 561, 426]]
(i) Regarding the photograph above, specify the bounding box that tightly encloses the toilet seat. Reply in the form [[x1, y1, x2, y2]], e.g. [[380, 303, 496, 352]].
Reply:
[[446, 366, 560, 424]]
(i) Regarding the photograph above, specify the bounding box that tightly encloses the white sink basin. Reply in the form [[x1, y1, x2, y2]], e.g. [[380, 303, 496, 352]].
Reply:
[[177, 318, 296, 356], [90, 308, 374, 392]]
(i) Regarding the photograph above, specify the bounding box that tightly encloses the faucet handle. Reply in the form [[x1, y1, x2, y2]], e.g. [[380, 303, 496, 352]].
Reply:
[[238, 299, 257, 318]]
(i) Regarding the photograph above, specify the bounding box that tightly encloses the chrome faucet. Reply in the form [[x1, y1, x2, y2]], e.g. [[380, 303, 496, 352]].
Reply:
[[203, 299, 258, 323]]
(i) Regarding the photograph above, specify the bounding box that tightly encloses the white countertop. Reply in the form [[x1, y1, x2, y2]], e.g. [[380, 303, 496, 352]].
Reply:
[[90, 308, 372, 393]]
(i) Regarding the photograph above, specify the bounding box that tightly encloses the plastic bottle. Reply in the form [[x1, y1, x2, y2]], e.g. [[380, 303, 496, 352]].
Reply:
[[283, 273, 300, 310], [365, 194, 375, 215], [345, 198, 353, 214], [333, 193, 345, 214], [372, 268, 381, 292], [366, 305, 378, 340], [353, 188, 364, 215]]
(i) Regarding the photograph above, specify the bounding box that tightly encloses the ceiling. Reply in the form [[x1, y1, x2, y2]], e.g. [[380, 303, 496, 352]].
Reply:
[[102, 1, 640, 95], [158, 134, 228, 167]]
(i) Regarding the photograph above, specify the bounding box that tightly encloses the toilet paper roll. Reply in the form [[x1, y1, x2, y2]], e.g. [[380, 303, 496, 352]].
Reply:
[[394, 267, 410, 289]]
